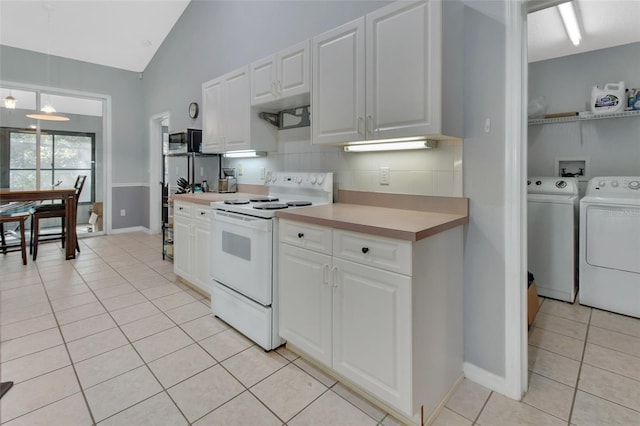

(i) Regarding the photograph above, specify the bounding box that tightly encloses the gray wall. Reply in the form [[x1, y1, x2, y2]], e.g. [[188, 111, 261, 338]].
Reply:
[[462, 2, 507, 378], [528, 42, 640, 194], [0, 45, 146, 230], [111, 186, 149, 230]]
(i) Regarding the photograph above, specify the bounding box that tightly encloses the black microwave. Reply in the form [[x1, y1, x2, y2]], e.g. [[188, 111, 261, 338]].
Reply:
[[165, 129, 202, 154]]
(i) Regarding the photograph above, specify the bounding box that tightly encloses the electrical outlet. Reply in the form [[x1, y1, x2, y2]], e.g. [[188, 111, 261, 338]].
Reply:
[[120, 209, 126, 217], [200, 167, 204, 176], [260, 167, 266, 179], [379, 167, 390, 185], [237, 163, 243, 176]]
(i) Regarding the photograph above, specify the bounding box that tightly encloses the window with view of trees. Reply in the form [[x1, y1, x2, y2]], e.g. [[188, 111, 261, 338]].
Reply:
[[1, 128, 94, 204]]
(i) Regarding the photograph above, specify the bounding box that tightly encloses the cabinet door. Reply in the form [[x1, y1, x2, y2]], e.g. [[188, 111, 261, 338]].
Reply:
[[366, 0, 441, 140], [279, 244, 332, 366], [250, 54, 277, 106], [222, 66, 251, 152], [332, 258, 412, 414], [193, 220, 211, 296], [202, 77, 224, 153], [173, 217, 192, 281], [312, 18, 365, 145], [278, 40, 310, 99]]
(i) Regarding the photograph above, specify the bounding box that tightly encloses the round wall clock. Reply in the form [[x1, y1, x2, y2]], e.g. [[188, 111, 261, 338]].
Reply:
[[189, 102, 199, 119]]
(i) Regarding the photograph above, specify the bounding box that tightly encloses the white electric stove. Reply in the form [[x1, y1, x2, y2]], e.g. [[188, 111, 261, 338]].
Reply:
[[209, 171, 333, 350]]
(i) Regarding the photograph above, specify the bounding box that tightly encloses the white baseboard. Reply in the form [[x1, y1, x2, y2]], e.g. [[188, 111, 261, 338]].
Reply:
[[463, 362, 508, 396], [109, 226, 151, 235]]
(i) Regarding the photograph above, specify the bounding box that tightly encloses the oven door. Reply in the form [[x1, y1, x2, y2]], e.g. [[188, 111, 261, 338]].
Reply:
[[211, 210, 273, 305]]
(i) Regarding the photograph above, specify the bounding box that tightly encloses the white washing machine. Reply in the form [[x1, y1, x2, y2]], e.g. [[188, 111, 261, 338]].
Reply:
[[580, 177, 640, 318], [527, 176, 579, 302]]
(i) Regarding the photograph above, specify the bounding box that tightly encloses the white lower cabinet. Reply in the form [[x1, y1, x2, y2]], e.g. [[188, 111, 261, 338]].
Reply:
[[278, 219, 463, 424], [173, 201, 212, 296]]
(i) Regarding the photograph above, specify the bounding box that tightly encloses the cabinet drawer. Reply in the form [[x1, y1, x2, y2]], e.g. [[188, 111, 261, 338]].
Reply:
[[194, 206, 211, 222], [279, 219, 332, 255], [174, 202, 192, 218], [333, 230, 411, 275]]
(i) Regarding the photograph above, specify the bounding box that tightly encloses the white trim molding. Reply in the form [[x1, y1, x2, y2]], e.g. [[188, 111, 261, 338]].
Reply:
[[109, 226, 151, 235], [111, 182, 151, 188], [504, 0, 528, 400], [463, 362, 507, 395]]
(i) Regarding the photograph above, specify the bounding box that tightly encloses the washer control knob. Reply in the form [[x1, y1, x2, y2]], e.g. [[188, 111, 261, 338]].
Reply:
[[611, 180, 619, 188], [629, 181, 640, 190], [598, 180, 606, 187], [295, 176, 303, 184], [310, 175, 317, 184], [317, 174, 325, 185], [535, 180, 542, 186], [556, 180, 567, 189]]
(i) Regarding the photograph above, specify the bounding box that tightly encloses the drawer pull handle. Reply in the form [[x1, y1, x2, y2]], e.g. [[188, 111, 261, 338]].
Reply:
[[297, 233, 304, 238], [361, 247, 369, 254]]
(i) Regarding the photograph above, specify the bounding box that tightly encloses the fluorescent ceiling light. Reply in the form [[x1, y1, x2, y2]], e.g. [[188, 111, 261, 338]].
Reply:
[[557, 1, 582, 46], [343, 139, 437, 153], [223, 150, 266, 158]]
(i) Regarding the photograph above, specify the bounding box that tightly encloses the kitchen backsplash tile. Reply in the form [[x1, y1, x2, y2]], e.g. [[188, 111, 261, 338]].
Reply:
[[226, 131, 463, 197]]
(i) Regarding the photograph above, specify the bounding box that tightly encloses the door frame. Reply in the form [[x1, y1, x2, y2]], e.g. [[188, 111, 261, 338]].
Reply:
[[0, 80, 111, 234], [149, 111, 170, 234], [504, 0, 528, 399]]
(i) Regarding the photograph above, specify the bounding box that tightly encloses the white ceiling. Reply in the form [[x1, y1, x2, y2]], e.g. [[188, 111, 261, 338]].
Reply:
[[0, 1, 638, 72], [527, 0, 640, 62], [0, 0, 190, 73]]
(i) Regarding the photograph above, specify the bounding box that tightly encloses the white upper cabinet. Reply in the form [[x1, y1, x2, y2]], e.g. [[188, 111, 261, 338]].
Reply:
[[312, 18, 366, 145], [251, 40, 310, 107], [312, 0, 460, 146], [202, 65, 276, 153]]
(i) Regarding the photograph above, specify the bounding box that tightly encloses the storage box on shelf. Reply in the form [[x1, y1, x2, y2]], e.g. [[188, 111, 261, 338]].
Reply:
[[278, 217, 464, 424]]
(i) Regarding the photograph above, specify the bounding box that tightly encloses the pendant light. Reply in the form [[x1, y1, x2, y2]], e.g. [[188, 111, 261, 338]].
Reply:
[[26, 4, 69, 122], [4, 93, 16, 109]]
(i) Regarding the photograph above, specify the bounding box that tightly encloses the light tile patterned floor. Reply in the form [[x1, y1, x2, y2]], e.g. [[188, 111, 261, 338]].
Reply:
[[1, 232, 639, 425]]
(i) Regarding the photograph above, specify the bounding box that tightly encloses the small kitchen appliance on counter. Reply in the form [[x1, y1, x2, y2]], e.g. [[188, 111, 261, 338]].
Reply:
[[209, 171, 334, 350], [218, 168, 237, 193]]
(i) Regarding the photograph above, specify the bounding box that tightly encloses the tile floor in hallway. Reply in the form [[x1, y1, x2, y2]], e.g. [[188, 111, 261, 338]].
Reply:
[[0, 232, 639, 425]]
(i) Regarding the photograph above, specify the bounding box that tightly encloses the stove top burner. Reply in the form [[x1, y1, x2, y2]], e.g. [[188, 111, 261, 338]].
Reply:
[[224, 199, 250, 205], [250, 196, 279, 202], [253, 203, 289, 210], [286, 201, 312, 207]]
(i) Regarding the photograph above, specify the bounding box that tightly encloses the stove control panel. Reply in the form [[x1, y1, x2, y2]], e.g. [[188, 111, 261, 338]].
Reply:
[[586, 176, 640, 197], [265, 172, 333, 191]]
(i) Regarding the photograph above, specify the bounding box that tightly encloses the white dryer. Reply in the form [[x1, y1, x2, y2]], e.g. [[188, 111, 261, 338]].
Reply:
[[580, 177, 640, 318], [527, 177, 579, 302]]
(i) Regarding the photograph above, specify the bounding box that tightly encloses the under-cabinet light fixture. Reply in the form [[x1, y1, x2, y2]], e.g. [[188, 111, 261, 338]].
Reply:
[[343, 138, 437, 153], [557, 1, 582, 46], [223, 150, 266, 158]]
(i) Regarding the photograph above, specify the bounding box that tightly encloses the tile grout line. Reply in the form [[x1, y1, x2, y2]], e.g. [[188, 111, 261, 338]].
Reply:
[[32, 246, 100, 426], [566, 305, 593, 425]]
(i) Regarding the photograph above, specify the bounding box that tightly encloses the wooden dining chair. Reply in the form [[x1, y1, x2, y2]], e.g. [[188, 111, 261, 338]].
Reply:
[[0, 212, 29, 265], [30, 175, 87, 260]]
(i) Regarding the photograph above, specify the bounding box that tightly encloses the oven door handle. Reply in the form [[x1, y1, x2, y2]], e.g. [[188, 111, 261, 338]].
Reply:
[[212, 210, 272, 231]]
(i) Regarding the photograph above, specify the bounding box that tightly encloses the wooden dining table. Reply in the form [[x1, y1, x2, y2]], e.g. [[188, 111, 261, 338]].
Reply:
[[0, 188, 78, 260]]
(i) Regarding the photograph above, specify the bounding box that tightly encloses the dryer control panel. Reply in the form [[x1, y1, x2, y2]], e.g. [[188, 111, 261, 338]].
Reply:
[[586, 176, 640, 197]]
